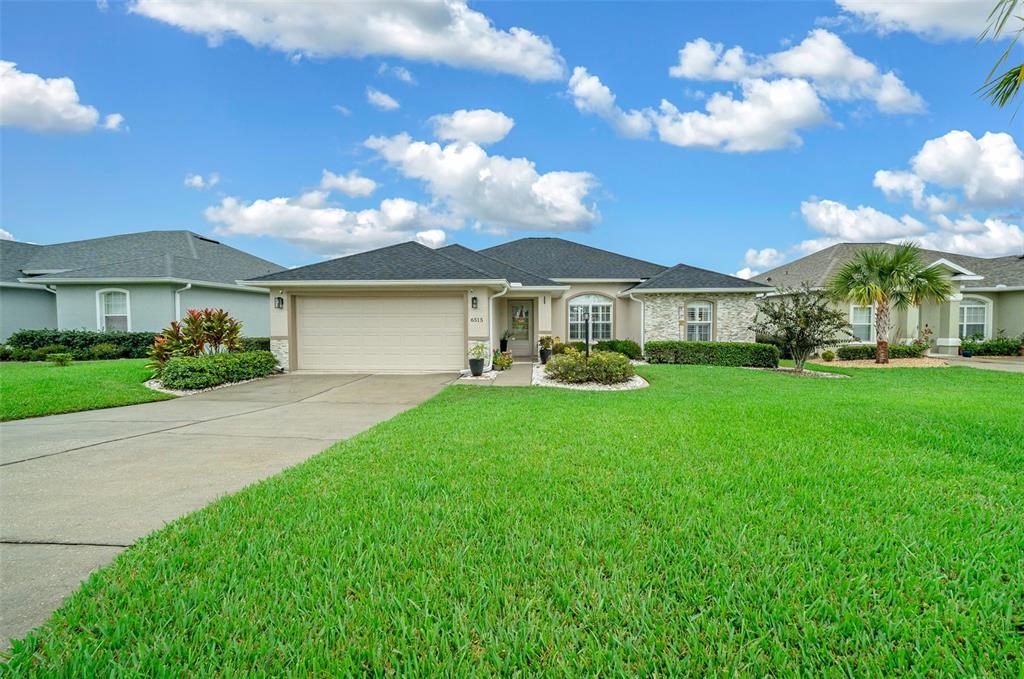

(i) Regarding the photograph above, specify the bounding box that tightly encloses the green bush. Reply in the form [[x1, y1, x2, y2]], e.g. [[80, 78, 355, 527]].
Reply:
[[594, 339, 642, 360], [87, 342, 125, 360], [238, 337, 271, 352], [6, 329, 156, 358], [47, 353, 73, 367], [835, 343, 926, 361], [552, 341, 587, 355], [0, 345, 11, 362], [30, 344, 72, 362], [544, 349, 635, 384], [161, 351, 278, 391], [960, 337, 1022, 356], [644, 341, 779, 368], [821, 350, 836, 362]]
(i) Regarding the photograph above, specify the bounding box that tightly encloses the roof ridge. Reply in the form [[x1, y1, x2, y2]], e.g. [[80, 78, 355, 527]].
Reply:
[[429, 243, 505, 280], [485, 236, 666, 270], [442, 243, 556, 284]]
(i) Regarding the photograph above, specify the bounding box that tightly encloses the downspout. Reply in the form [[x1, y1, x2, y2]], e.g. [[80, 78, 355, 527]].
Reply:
[[489, 282, 511, 367], [628, 291, 645, 355], [174, 283, 192, 320]]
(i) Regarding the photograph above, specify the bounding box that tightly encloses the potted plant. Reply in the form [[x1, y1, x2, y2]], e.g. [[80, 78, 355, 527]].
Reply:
[[538, 335, 553, 364], [500, 329, 513, 353], [468, 342, 488, 376]]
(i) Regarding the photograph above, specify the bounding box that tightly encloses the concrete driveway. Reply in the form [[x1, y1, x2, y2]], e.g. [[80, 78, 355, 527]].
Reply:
[[0, 372, 455, 645]]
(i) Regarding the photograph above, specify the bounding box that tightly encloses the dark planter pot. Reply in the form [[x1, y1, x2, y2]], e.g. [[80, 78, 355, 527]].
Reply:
[[539, 348, 552, 364], [961, 349, 973, 358], [499, 339, 509, 352], [469, 358, 485, 376]]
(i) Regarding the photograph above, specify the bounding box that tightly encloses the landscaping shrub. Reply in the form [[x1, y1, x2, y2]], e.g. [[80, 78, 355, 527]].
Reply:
[[0, 345, 11, 362], [160, 351, 277, 390], [492, 350, 514, 371], [87, 342, 125, 360], [31, 344, 72, 362], [960, 337, 1022, 356], [47, 353, 73, 367], [644, 341, 779, 368], [544, 349, 635, 384], [148, 308, 244, 376], [6, 329, 156, 359], [821, 350, 836, 362], [552, 341, 587, 355], [594, 339, 642, 360], [238, 337, 271, 352], [836, 343, 926, 361]]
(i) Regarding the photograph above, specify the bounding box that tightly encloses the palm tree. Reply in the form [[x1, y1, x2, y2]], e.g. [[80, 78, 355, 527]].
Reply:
[[979, 0, 1023, 112], [827, 243, 952, 364]]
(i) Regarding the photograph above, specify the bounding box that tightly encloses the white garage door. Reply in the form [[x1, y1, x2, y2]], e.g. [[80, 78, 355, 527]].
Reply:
[[295, 296, 465, 372]]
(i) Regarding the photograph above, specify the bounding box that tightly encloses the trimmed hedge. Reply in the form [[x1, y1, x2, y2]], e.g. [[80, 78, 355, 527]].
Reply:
[[161, 351, 278, 390], [6, 329, 157, 359], [960, 337, 1022, 356], [594, 339, 643, 360], [835, 343, 926, 360], [238, 337, 271, 352], [544, 349, 635, 384], [645, 341, 780, 368]]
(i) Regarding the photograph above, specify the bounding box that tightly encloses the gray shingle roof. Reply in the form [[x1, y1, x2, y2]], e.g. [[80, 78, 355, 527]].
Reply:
[[754, 243, 1024, 290], [634, 263, 771, 290], [480, 237, 666, 280], [20, 231, 283, 286], [250, 241, 501, 282], [0, 240, 44, 283], [437, 244, 559, 287]]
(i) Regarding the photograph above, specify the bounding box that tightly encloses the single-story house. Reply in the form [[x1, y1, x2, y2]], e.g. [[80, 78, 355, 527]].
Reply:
[[754, 243, 1024, 355], [0, 231, 284, 341], [244, 237, 769, 373]]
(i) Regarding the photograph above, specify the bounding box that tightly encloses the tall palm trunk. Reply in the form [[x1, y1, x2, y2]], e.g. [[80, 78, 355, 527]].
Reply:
[[874, 298, 890, 364]]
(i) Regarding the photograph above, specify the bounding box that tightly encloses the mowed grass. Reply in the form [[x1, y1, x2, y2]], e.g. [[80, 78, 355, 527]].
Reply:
[[0, 359, 171, 421], [5, 366, 1023, 675]]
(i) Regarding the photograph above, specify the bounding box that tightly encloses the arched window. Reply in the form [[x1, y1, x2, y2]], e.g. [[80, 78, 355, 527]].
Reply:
[[959, 297, 990, 340], [97, 289, 130, 331], [684, 301, 713, 341], [568, 294, 612, 342]]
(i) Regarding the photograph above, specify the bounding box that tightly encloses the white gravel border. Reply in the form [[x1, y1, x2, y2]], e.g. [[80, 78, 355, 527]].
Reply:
[[532, 363, 649, 391], [743, 367, 849, 379], [144, 374, 276, 396], [456, 370, 499, 383]]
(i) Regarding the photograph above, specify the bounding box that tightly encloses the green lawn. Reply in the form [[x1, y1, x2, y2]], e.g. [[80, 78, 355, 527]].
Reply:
[[0, 359, 172, 421], [4, 366, 1022, 675]]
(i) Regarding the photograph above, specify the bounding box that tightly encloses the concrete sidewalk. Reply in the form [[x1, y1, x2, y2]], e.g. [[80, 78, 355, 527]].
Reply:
[[0, 372, 455, 645], [943, 355, 1024, 373]]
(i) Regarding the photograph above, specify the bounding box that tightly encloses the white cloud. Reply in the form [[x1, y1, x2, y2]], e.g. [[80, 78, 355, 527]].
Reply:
[[801, 198, 928, 240], [835, 1, 995, 40], [429, 109, 515, 145], [365, 132, 598, 232], [0, 228, 14, 241], [204, 174, 457, 255], [366, 87, 399, 111], [670, 30, 924, 113], [734, 267, 760, 280], [184, 172, 220, 190], [131, 0, 565, 81], [916, 218, 1024, 257], [333, 104, 351, 116], [567, 67, 652, 139], [743, 247, 785, 268], [0, 61, 124, 133], [910, 131, 1024, 207], [378, 62, 415, 84], [651, 78, 827, 152], [319, 169, 377, 197]]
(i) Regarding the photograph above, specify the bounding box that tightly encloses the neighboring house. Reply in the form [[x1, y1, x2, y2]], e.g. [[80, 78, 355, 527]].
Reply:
[[245, 237, 769, 373], [0, 231, 284, 341], [754, 243, 1024, 355]]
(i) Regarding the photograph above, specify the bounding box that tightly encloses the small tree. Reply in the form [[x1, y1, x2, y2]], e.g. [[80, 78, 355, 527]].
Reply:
[[749, 285, 852, 372], [147, 308, 243, 375]]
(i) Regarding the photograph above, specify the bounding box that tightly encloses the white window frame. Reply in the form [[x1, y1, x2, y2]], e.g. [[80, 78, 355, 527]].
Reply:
[[849, 304, 875, 343], [568, 294, 613, 342], [96, 288, 131, 331], [958, 296, 991, 340], [682, 301, 714, 342]]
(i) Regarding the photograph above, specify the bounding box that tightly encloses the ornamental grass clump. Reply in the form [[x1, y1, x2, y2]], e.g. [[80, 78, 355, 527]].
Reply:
[[544, 348, 635, 384]]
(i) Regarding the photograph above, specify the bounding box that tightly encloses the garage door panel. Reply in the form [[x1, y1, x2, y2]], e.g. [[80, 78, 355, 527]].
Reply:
[[295, 296, 464, 372]]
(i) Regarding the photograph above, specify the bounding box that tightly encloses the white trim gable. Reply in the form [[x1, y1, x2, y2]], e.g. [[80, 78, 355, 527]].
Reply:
[[925, 258, 983, 281]]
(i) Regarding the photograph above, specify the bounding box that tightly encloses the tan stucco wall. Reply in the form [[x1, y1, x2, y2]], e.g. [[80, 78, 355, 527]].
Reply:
[[551, 283, 643, 343], [979, 290, 1024, 338]]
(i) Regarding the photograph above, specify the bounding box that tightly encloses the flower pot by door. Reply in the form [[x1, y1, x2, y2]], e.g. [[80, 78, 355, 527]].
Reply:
[[469, 358, 485, 376], [499, 339, 508, 352], [539, 348, 552, 364]]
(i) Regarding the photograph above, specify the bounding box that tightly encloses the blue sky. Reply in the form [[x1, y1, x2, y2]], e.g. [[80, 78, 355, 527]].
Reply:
[[1, 1, 1021, 276]]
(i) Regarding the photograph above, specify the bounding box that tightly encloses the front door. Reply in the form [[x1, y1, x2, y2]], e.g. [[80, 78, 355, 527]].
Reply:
[[508, 301, 533, 357]]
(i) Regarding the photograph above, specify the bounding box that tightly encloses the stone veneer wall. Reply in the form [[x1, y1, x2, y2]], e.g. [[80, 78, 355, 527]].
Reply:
[[270, 339, 289, 372], [640, 293, 759, 343]]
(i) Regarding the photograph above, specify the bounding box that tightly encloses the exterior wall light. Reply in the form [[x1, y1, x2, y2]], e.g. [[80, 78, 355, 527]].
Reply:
[[274, 296, 285, 309], [471, 296, 479, 309]]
